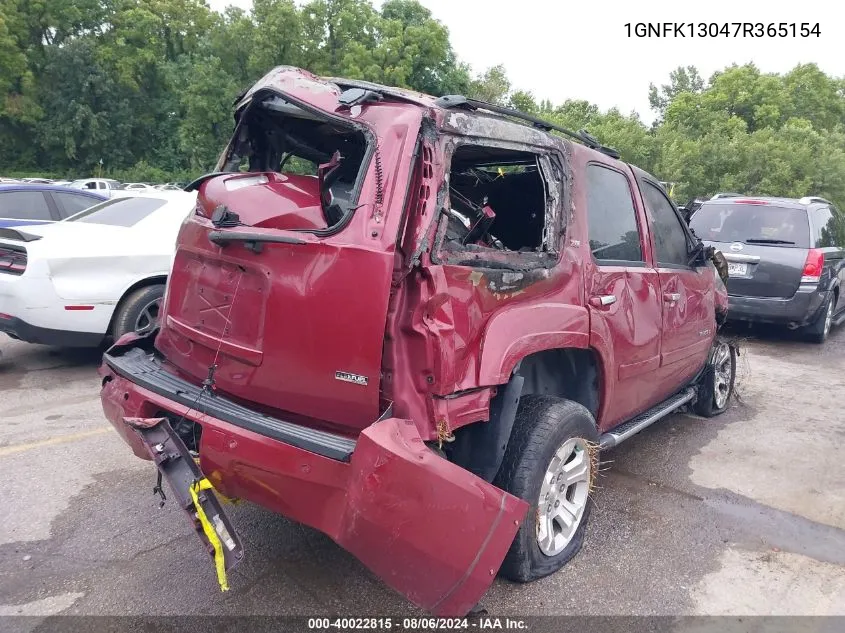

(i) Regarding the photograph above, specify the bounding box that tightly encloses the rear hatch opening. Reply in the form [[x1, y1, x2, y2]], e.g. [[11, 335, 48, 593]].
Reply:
[[154, 76, 400, 436], [197, 89, 372, 233]]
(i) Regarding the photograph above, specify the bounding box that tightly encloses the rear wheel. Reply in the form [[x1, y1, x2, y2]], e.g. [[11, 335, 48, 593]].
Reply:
[[111, 285, 164, 340], [494, 395, 598, 582], [804, 294, 834, 344], [692, 338, 736, 417]]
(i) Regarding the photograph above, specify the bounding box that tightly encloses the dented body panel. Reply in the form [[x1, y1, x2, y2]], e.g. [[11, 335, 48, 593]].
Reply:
[[100, 67, 725, 613], [100, 367, 526, 615]]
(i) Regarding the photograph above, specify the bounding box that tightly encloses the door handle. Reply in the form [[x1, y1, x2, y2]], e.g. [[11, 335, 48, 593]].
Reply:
[[589, 294, 617, 307], [664, 292, 681, 303]]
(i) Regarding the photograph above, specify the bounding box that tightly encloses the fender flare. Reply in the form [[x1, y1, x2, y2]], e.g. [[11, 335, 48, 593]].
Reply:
[[478, 303, 592, 385]]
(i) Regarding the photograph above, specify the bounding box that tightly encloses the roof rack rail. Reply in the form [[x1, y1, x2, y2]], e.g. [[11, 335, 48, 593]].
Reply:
[[799, 196, 832, 205], [434, 95, 621, 159]]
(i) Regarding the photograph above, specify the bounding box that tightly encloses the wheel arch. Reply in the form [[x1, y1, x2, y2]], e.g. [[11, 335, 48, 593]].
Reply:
[[516, 347, 603, 421], [105, 274, 168, 337], [448, 345, 605, 483], [477, 303, 592, 386]]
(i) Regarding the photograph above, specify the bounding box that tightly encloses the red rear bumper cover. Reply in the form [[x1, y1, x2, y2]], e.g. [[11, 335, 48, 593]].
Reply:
[[101, 369, 527, 615]]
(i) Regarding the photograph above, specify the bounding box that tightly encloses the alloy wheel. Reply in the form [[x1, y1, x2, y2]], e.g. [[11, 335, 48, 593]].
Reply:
[[134, 298, 161, 335], [823, 301, 834, 339], [712, 341, 733, 409], [536, 438, 591, 557]]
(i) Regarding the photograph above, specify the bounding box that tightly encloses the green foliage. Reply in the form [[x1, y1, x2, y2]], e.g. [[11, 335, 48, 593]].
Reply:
[[655, 63, 845, 208], [0, 0, 472, 180], [0, 0, 842, 215]]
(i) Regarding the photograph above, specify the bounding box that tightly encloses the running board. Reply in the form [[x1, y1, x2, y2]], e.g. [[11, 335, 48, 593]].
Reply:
[[599, 388, 696, 449], [833, 309, 845, 328]]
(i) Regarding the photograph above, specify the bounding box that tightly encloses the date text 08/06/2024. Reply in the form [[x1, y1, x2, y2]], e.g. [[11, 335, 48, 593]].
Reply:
[[625, 22, 821, 38], [307, 618, 529, 630]]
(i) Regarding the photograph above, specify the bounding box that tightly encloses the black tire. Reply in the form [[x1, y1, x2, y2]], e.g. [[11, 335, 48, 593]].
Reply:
[[111, 284, 164, 340], [494, 395, 599, 582], [692, 338, 736, 417], [803, 293, 834, 344]]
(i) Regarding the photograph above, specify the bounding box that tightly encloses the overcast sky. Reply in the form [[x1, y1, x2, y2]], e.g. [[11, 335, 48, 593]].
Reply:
[[206, 0, 842, 124]]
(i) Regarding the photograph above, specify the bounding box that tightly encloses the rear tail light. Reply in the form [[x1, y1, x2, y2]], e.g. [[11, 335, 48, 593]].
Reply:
[[801, 248, 824, 284], [0, 245, 26, 276]]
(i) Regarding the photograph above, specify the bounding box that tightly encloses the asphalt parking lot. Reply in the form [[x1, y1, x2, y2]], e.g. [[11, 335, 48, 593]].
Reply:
[[1, 327, 844, 622]]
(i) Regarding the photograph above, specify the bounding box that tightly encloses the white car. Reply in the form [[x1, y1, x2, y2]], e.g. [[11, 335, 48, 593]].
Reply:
[[68, 178, 127, 198], [0, 192, 197, 347], [124, 182, 154, 191]]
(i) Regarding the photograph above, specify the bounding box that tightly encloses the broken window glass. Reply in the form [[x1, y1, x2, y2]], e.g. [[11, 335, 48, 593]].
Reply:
[[220, 94, 369, 230], [439, 145, 552, 259]]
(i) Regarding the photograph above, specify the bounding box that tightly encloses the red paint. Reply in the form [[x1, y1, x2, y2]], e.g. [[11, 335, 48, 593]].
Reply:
[[101, 370, 525, 616], [99, 67, 723, 613], [198, 172, 327, 231]]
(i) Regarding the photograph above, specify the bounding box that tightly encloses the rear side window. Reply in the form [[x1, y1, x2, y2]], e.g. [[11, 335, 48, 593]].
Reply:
[[641, 181, 690, 266], [586, 164, 643, 263], [811, 207, 845, 248], [53, 192, 100, 219], [0, 191, 53, 221], [69, 197, 167, 227], [690, 203, 810, 247]]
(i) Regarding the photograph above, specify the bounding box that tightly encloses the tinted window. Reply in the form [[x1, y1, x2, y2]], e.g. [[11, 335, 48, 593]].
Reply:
[[53, 192, 101, 218], [586, 165, 643, 262], [811, 207, 844, 248], [69, 197, 167, 227], [0, 191, 52, 220], [690, 203, 810, 247], [642, 181, 690, 266]]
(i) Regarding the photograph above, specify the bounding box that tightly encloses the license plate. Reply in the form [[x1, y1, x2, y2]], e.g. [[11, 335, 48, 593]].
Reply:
[[727, 262, 748, 276]]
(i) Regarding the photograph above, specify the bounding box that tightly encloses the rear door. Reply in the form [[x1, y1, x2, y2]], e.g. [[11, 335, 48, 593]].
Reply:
[[639, 179, 714, 393], [584, 162, 665, 427]]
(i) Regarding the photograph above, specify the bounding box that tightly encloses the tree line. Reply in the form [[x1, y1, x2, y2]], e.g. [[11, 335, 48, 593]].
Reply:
[[1, 0, 844, 207]]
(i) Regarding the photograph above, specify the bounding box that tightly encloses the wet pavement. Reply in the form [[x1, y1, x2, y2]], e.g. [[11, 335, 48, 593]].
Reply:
[[1, 325, 844, 620]]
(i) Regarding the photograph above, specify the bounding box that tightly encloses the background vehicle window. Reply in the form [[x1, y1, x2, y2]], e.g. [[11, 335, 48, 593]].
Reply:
[[642, 181, 690, 266], [586, 165, 643, 263], [811, 207, 841, 248], [68, 196, 167, 226], [54, 192, 100, 218], [0, 191, 52, 220], [689, 203, 810, 248]]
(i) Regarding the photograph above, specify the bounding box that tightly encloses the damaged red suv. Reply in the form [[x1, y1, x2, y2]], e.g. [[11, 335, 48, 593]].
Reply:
[[99, 66, 735, 615]]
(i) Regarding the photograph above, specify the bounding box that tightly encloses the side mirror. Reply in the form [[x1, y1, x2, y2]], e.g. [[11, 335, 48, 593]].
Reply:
[[688, 240, 707, 267]]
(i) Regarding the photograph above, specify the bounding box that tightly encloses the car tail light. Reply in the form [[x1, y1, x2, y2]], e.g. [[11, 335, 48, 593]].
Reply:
[[0, 245, 26, 276], [801, 248, 824, 284]]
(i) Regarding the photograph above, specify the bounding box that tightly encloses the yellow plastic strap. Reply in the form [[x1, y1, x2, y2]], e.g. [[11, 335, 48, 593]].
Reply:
[[189, 478, 229, 592]]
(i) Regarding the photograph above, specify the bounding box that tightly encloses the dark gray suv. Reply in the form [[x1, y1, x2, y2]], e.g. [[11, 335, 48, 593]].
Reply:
[[689, 196, 845, 343]]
